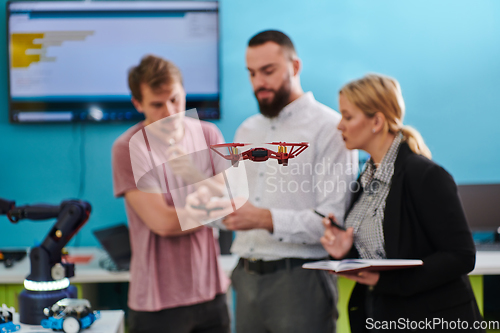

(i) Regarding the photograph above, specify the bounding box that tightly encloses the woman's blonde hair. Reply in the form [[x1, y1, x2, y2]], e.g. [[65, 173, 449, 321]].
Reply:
[[339, 73, 432, 159]]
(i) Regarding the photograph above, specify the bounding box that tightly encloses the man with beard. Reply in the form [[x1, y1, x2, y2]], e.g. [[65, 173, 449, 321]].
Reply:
[[222, 31, 358, 332]]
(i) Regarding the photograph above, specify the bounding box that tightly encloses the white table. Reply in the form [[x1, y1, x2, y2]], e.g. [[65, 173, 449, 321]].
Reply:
[[17, 310, 124, 333], [0, 247, 239, 284], [470, 251, 500, 275], [3, 247, 497, 283]]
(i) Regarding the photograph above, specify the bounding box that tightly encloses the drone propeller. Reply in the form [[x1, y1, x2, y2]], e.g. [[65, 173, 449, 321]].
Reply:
[[210, 143, 251, 148], [266, 142, 309, 146]]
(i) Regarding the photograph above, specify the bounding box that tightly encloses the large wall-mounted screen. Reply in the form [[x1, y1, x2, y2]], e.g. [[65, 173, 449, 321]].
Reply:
[[8, 1, 219, 123]]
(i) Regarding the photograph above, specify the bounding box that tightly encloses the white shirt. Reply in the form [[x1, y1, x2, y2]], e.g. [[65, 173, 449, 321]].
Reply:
[[231, 92, 358, 260]]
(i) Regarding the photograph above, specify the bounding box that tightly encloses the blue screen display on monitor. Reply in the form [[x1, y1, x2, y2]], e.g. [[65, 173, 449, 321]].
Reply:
[[7, 1, 219, 123]]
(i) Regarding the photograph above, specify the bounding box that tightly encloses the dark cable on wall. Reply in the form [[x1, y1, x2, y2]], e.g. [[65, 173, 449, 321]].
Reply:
[[71, 123, 86, 248], [78, 123, 86, 199]]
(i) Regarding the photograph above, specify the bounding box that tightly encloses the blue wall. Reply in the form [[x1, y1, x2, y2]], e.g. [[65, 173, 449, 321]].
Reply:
[[1, 0, 500, 247]]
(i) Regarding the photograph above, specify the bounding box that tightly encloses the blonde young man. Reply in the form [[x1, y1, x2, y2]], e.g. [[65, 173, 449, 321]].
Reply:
[[112, 55, 230, 333], [223, 30, 358, 333]]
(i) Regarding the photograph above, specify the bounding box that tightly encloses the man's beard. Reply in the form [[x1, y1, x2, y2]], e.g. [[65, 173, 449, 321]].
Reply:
[[255, 78, 292, 118]]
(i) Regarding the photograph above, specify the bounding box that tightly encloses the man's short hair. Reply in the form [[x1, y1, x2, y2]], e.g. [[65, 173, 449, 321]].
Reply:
[[128, 54, 183, 102], [248, 30, 297, 58]]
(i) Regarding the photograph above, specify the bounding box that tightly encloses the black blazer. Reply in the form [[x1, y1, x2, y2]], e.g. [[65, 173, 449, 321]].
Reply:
[[346, 142, 484, 332]]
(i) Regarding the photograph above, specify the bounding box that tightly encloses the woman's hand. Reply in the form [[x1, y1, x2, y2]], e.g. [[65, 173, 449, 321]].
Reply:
[[320, 213, 354, 259], [337, 271, 380, 286]]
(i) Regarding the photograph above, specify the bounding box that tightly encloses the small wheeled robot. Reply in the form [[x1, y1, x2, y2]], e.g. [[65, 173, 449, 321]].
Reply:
[[0, 304, 20, 333], [41, 298, 100, 333]]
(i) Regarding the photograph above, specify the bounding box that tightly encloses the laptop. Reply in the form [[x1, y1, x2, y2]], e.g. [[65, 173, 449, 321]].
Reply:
[[457, 184, 500, 251], [92, 224, 131, 271]]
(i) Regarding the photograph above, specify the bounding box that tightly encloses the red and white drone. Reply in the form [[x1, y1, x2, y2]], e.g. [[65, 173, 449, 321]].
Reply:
[[209, 142, 309, 167]]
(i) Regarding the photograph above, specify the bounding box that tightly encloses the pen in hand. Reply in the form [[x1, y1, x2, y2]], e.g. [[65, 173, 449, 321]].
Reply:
[[313, 210, 347, 231]]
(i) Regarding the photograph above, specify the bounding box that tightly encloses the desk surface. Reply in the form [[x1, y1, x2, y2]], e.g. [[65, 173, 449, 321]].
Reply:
[[0, 247, 497, 284], [470, 251, 500, 275], [0, 247, 239, 284], [17, 310, 124, 333]]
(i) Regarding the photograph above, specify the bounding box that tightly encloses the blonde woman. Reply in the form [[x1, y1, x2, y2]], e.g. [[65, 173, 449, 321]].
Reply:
[[321, 74, 484, 332]]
